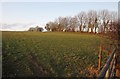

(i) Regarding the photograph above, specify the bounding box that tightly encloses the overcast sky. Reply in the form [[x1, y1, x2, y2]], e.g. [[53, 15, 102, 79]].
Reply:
[[0, 0, 119, 31]]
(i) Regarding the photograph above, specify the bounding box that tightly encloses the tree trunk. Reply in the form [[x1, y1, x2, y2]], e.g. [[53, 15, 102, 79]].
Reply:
[[103, 23, 106, 33], [91, 24, 94, 33], [95, 27, 96, 33], [79, 24, 82, 32]]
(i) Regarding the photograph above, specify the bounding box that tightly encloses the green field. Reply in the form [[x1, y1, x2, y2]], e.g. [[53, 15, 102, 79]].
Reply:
[[2, 32, 113, 77]]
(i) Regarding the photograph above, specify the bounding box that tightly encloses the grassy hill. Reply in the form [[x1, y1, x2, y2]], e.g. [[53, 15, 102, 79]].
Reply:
[[2, 32, 113, 77]]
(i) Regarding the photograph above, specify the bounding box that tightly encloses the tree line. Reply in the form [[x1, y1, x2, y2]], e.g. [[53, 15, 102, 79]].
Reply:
[[45, 9, 118, 34]]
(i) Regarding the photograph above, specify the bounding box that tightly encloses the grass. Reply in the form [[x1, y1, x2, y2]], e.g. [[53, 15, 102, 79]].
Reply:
[[2, 32, 113, 77]]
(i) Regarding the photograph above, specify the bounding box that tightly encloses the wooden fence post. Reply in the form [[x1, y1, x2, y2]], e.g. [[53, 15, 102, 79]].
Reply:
[[98, 44, 102, 71], [105, 68, 109, 78]]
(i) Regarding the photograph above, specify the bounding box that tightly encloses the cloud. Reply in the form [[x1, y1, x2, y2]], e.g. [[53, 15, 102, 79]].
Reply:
[[0, 23, 45, 31]]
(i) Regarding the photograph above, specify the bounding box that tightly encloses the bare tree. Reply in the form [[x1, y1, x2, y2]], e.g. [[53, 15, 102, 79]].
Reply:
[[94, 18, 98, 33], [69, 16, 78, 32], [45, 23, 50, 31], [45, 9, 117, 34], [77, 11, 87, 32], [108, 11, 118, 32], [56, 17, 65, 31], [45, 21, 57, 31], [87, 10, 97, 33], [62, 16, 71, 32], [110, 11, 118, 22], [99, 9, 110, 33], [54, 16, 71, 31]]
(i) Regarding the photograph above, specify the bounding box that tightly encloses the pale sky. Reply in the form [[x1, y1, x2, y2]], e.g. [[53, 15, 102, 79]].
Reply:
[[0, 0, 119, 31]]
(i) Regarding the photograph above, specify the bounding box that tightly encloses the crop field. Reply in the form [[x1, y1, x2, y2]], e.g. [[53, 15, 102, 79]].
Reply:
[[2, 32, 113, 77]]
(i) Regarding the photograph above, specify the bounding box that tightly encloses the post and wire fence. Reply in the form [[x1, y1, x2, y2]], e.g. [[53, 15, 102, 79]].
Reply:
[[98, 44, 118, 78]]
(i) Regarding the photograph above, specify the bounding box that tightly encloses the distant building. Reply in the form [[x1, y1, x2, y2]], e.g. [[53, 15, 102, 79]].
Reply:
[[28, 26, 43, 32]]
